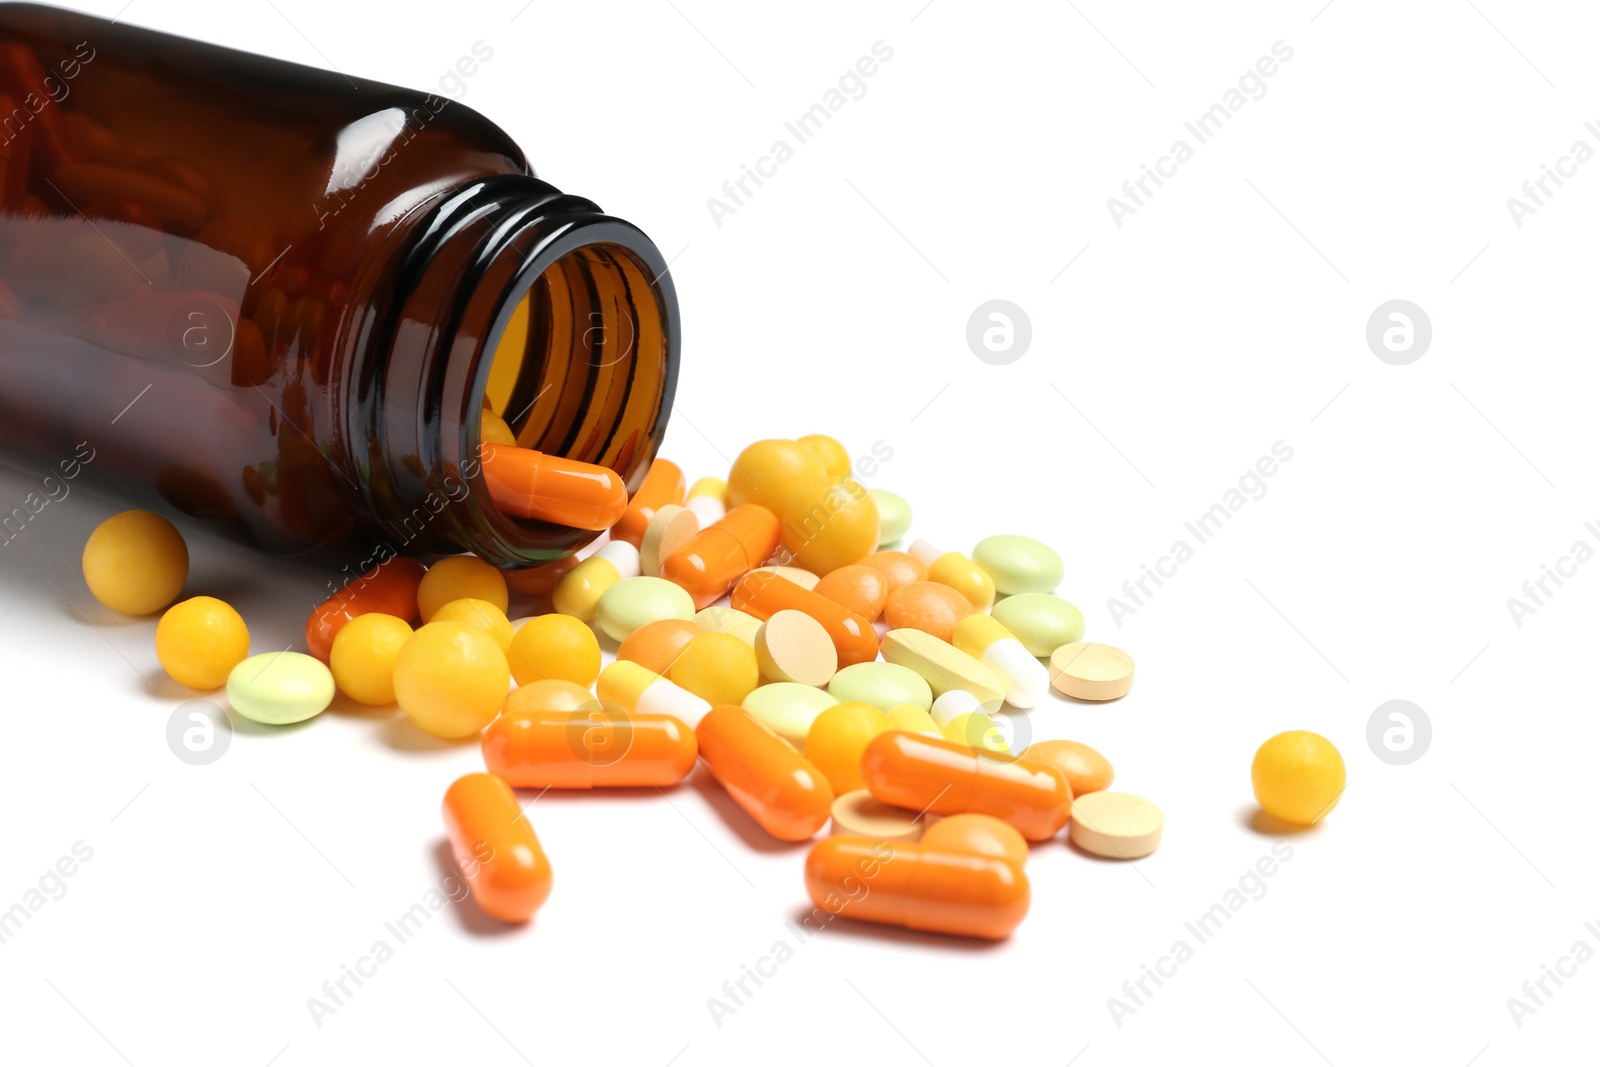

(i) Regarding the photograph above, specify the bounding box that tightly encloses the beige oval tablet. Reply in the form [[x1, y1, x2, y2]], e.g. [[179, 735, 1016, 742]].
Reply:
[[1068, 791, 1162, 859], [640, 504, 699, 577], [831, 790, 924, 842], [749, 565, 820, 591], [1049, 641, 1134, 701], [755, 609, 837, 686], [695, 605, 763, 647]]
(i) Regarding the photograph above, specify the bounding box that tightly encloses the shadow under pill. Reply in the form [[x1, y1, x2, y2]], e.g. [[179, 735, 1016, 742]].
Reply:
[[1236, 805, 1326, 838], [783, 906, 1009, 953], [376, 714, 481, 753], [431, 841, 525, 939], [687, 767, 813, 856]]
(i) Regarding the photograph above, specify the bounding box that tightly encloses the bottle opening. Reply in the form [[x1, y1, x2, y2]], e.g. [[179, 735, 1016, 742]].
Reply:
[[464, 233, 674, 562]]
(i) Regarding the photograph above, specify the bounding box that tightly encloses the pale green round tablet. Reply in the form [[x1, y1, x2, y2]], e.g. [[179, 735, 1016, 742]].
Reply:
[[227, 651, 335, 725], [828, 661, 933, 712], [742, 683, 838, 748], [869, 489, 912, 546], [973, 534, 1063, 595], [596, 576, 695, 643], [992, 593, 1085, 658]]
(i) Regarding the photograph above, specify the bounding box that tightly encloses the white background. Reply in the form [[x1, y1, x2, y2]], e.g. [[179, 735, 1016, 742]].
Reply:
[[1, 1, 1596, 1064]]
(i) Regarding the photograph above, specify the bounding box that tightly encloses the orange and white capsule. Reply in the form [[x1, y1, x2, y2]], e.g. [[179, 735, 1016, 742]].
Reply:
[[860, 731, 1071, 841], [952, 614, 1049, 709], [804, 835, 1029, 940], [481, 443, 629, 531], [442, 772, 552, 923], [696, 704, 834, 841], [552, 541, 640, 622], [597, 659, 712, 727], [685, 476, 727, 526], [660, 504, 782, 610], [611, 458, 686, 549], [908, 539, 994, 611], [483, 709, 697, 788]]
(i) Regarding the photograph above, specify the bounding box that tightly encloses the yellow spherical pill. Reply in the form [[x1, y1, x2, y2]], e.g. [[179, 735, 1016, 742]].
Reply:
[[430, 598, 514, 653], [393, 621, 510, 738], [885, 703, 941, 737], [780, 477, 880, 576], [798, 434, 851, 477], [155, 596, 249, 690], [82, 510, 189, 616], [726, 439, 828, 517], [506, 613, 602, 688], [480, 409, 517, 446], [805, 701, 891, 794], [668, 632, 760, 707], [417, 556, 508, 622], [329, 613, 413, 705], [1251, 730, 1346, 825]]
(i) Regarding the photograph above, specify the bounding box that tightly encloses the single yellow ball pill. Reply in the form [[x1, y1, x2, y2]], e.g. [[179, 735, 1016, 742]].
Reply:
[[1251, 730, 1346, 825], [329, 612, 413, 706], [805, 701, 891, 794], [416, 556, 508, 622], [668, 632, 760, 707], [82, 509, 189, 616], [155, 596, 250, 690], [430, 598, 514, 653], [393, 621, 510, 738], [506, 613, 602, 688]]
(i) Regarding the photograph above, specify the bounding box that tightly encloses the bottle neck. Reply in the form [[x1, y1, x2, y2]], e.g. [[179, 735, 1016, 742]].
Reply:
[[348, 175, 679, 567]]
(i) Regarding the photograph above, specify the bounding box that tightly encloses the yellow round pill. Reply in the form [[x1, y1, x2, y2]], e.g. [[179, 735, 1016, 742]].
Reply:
[[155, 596, 250, 690], [805, 701, 891, 794], [82, 509, 189, 616], [668, 632, 760, 707], [506, 613, 601, 687], [329, 612, 412, 706], [393, 621, 510, 738], [430, 598, 514, 653], [1251, 730, 1345, 825], [416, 556, 508, 622]]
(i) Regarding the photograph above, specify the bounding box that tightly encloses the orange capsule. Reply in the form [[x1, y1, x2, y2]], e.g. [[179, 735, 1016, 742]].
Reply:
[[501, 553, 580, 596], [610, 458, 686, 548], [695, 705, 834, 841], [860, 731, 1072, 841], [813, 563, 890, 621], [804, 835, 1030, 940], [304, 556, 426, 663], [660, 504, 782, 610], [731, 572, 878, 668], [483, 709, 697, 789], [441, 773, 553, 923], [480, 443, 629, 531]]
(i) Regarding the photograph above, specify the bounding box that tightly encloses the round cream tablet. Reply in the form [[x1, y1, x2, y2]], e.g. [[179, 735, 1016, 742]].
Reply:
[[1068, 791, 1162, 859], [1049, 641, 1134, 701], [831, 790, 924, 842], [755, 609, 837, 686], [640, 504, 699, 577]]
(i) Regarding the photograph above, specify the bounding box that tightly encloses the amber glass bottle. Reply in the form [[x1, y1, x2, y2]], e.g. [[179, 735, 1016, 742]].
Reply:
[[0, 4, 678, 567]]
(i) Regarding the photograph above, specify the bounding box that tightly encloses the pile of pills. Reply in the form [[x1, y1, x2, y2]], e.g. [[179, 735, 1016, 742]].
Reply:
[[78, 432, 1346, 938]]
